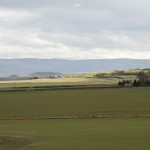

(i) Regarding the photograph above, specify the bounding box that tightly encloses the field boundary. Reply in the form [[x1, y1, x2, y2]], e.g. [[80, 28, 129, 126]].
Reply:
[[1, 114, 150, 120], [0, 84, 124, 92]]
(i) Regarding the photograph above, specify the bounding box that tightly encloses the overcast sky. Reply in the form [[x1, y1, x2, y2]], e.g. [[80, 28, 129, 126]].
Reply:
[[0, 0, 150, 59]]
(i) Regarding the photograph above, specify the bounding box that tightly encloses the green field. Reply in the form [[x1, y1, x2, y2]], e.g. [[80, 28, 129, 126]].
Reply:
[[0, 119, 150, 150], [0, 88, 150, 119], [0, 73, 137, 89], [0, 88, 150, 149], [1, 68, 148, 89]]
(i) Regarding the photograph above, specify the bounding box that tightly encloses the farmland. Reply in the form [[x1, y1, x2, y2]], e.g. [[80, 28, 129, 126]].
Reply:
[[0, 77, 119, 89], [0, 88, 150, 119], [0, 88, 150, 149], [0, 119, 150, 150], [0, 69, 142, 89]]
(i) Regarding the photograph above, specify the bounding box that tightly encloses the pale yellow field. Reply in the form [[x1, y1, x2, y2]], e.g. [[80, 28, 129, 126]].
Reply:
[[0, 77, 118, 88], [0, 77, 89, 84]]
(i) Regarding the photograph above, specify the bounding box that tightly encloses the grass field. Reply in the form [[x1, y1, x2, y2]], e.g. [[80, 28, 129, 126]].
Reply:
[[0, 119, 150, 150], [0, 68, 146, 89], [0, 74, 137, 88], [0, 78, 116, 88], [0, 88, 150, 149], [0, 88, 150, 119]]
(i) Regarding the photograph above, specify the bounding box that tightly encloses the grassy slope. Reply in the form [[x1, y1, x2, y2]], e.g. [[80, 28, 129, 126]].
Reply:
[[0, 88, 150, 149], [0, 119, 150, 150], [0, 68, 141, 88], [0, 70, 149, 149], [0, 88, 150, 119]]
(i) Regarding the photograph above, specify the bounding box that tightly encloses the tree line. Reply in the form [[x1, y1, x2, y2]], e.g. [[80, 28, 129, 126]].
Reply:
[[118, 71, 150, 87]]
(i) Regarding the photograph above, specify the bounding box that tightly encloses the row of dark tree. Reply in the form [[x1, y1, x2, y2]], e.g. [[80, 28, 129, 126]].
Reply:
[[118, 79, 150, 87], [118, 71, 150, 87], [136, 71, 150, 86]]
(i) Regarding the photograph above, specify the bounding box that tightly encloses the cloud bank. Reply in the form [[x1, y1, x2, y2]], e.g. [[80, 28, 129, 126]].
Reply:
[[0, 0, 150, 59]]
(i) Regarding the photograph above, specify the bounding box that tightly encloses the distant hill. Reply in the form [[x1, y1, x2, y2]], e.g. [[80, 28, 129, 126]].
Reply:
[[0, 59, 150, 76]]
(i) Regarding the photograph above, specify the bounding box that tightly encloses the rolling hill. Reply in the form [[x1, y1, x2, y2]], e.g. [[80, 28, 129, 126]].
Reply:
[[0, 58, 150, 76]]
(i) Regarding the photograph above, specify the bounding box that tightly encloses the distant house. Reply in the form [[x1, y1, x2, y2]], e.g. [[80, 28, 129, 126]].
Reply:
[[118, 80, 133, 87], [124, 82, 133, 87], [9, 74, 19, 78], [49, 75, 58, 79], [49, 75, 63, 79], [30, 72, 63, 78]]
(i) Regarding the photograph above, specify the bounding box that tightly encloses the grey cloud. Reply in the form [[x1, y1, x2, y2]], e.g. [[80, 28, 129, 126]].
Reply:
[[0, 0, 150, 59]]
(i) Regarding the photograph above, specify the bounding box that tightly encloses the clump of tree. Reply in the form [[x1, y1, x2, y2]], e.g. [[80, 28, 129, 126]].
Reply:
[[118, 79, 141, 87], [94, 73, 109, 78], [118, 80, 133, 87], [112, 70, 138, 76], [118, 71, 150, 87], [132, 79, 140, 86], [137, 71, 150, 86]]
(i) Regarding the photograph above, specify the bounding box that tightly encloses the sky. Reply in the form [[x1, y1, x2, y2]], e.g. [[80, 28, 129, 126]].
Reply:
[[0, 0, 150, 59]]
